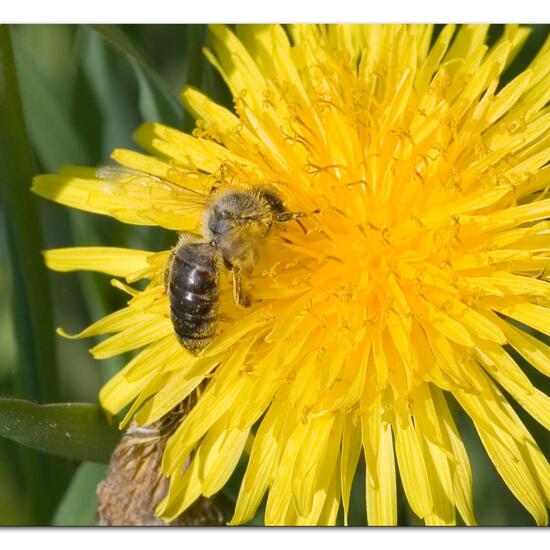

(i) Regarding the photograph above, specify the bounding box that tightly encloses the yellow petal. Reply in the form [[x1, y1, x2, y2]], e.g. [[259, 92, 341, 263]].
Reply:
[[393, 413, 434, 519], [123, 335, 183, 382], [230, 401, 288, 525], [133, 353, 221, 426], [182, 87, 258, 146], [486, 69, 533, 125], [317, 464, 341, 526], [201, 426, 250, 497], [340, 414, 362, 525], [58, 306, 150, 340], [162, 365, 248, 476], [361, 371, 398, 526], [413, 385, 456, 526], [420, 299, 475, 347], [99, 365, 158, 416], [44, 247, 152, 277], [208, 24, 266, 112], [494, 317, 550, 377], [474, 339, 534, 396], [295, 432, 342, 526], [431, 387, 476, 526], [495, 302, 550, 337], [364, 411, 397, 526], [90, 315, 173, 359], [445, 24, 490, 61], [416, 24, 456, 89], [451, 41, 511, 120], [32, 174, 153, 225], [477, 425, 548, 526], [447, 300, 506, 344], [33, 170, 204, 230], [469, 272, 550, 298], [292, 414, 337, 517], [134, 122, 259, 176], [157, 422, 221, 520], [265, 421, 308, 525]]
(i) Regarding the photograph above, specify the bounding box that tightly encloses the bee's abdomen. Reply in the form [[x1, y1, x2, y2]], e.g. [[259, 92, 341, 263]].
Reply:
[[168, 243, 218, 354]]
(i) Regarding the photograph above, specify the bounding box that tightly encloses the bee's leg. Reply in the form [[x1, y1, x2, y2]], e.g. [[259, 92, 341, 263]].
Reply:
[[231, 263, 252, 308]]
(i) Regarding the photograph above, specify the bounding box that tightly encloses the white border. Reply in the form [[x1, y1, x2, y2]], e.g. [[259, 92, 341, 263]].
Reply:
[[0, 527, 548, 550], [1, 0, 549, 544], [1, 0, 550, 23]]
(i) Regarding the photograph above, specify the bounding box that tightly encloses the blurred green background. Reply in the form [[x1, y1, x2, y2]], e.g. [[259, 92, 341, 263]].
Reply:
[[0, 24, 548, 526]]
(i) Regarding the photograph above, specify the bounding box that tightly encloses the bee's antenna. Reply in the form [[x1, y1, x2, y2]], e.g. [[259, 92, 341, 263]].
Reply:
[[296, 218, 307, 234], [275, 209, 320, 234], [276, 208, 320, 222]]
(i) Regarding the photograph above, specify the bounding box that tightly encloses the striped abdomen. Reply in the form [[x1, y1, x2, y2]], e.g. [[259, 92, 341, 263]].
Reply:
[[168, 242, 219, 354]]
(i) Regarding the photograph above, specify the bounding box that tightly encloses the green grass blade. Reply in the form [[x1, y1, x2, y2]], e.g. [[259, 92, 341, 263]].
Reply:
[[0, 439, 29, 525], [78, 27, 139, 155], [83, 25, 187, 250], [182, 25, 208, 91], [87, 24, 183, 127], [133, 58, 179, 125], [0, 26, 60, 402], [10, 29, 89, 169], [53, 462, 108, 525], [0, 398, 121, 463], [0, 24, 68, 524], [13, 26, 130, 384]]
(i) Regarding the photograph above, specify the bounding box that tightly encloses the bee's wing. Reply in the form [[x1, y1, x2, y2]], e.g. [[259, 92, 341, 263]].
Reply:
[[96, 165, 209, 201], [96, 165, 145, 182], [95, 165, 210, 230]]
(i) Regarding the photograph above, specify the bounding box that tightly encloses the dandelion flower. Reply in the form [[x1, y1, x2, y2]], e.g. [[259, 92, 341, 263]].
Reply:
[[33, 24, 550, 526]]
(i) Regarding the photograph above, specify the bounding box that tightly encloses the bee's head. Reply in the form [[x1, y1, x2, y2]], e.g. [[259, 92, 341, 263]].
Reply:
[[207, 189, 271, 238], [206, 185, 315, 240]]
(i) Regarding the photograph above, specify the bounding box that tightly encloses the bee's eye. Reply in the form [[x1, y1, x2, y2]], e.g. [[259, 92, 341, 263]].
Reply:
[[259, 189, 286, 214]]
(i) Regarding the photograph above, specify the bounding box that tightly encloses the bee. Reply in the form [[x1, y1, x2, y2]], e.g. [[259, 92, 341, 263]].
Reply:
[[167, 185, 303, 354], [95, 165, 305, 355]]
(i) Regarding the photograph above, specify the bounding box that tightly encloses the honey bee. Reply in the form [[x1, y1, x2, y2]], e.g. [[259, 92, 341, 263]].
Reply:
[[167, 186, 304, 354], [95, 165, 305, 355]]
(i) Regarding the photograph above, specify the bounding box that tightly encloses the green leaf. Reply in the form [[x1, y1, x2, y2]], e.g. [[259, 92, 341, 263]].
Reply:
[[87, 24, 183, 127], [0, 398, 120, 463], [53, 462, 108, 526]]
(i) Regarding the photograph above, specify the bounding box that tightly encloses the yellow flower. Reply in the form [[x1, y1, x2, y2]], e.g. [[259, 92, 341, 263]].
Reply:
[[33, 24, 550, 526]]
